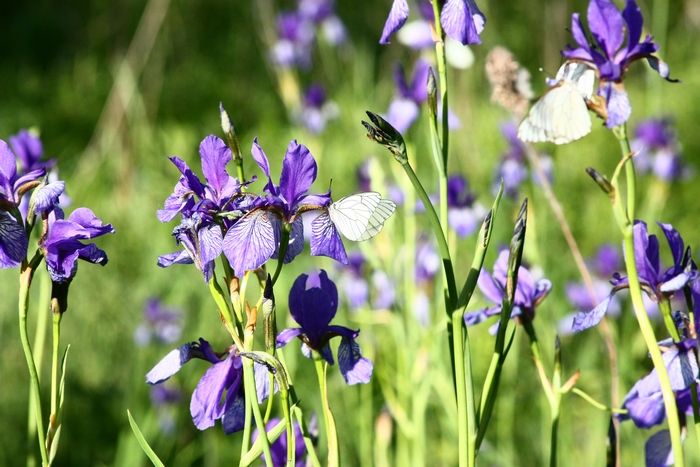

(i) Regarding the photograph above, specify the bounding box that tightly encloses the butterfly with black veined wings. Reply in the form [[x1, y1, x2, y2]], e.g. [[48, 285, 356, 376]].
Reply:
[[328, 192, 396, 242], [517, 61, 596, 145]]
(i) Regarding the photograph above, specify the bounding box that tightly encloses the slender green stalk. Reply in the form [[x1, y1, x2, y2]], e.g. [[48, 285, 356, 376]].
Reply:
[[314, 355, 339, 466], [451, 310, 470, 466], [271, 224, 291, 285], [242, 359, 273, 467], [27, 271, 50, 467], [399, 162, 457, 306], [612, 126, 685, 465], [658, 298, 680, 342], [622, 230, 684, 464], [691, 381, 700, 455], [48, 306, 62, 453], [430, 0, 450, 170], [19, 257, 49, 467]]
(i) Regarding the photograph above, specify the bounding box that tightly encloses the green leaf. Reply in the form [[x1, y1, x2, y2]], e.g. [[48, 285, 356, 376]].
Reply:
[[127, 410, 165, 467]]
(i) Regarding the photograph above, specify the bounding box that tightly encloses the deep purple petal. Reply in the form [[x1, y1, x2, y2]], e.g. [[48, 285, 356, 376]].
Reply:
[[157, 250, 194, 268], [66, 208, 115, 237], [601, 82, 631, 128], [587, 0, 624, 59], [299, 287, 335, 347], [0, 140, 18, 192], [385, 98, 420, 134], [441, 0, 484, 45], [190, 354, 241, 430], [408, 59, 431, 102], [566, 14, 595, 59], [251, 138, 277, 195], [271, 216, 304, 263], [337, 337, 373, 385], [656, 222, 684, 267], [463, 306, 500, 326], [645, 430, 674, 467], [221, 386, 246, 434], [380, 0, 410, 44], [625, 391, 666, 428], [146, 342, 194, 384], [276, 328, 304, 347], [279, 141, 317, 210], [288, 273, 309, 326], [621, 0, 644, 51], [477, 266, 504, 305], [222, 209, 276, 277], [310, 211, 349, 264], [34, 181, 65, 214], [572, 293, 615, 332], [0, 212, 28, 268], [199, 135, 232, 197]]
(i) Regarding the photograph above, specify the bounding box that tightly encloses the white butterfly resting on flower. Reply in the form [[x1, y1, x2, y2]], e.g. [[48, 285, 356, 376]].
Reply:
[[517, 61, 596, 145], [329, 192, 396, 241]]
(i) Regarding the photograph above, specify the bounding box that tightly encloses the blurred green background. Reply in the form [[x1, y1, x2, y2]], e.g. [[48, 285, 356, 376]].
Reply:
[[2, 0, 700, 465]]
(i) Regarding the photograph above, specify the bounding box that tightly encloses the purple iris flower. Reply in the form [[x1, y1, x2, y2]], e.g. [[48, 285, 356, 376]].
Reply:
[[9, 130, 55, 174], [492, 122, 552, 199], [222, 139, 341, 277], [416, 174, 483, 238], [385, 59, 431, 134], [445, 175, 485, 238], [562, 0, 678, 128], [134, 298, 183, 346], [463, 250, 552, 330], [146, 338, 272, 434], [40, 207, 114, 282], [276, 270, 373, 384], [631, 118, 690, 182], [299, 0, 347, 46], [617, 335, 698, 467], [271, 11, 316, 70], [572, 221, 697, 332], [0, 138, 46, 208], [252, 417, 307, 467], [295, 84, 339, 135], [380, 0, 485, 45], [386, 59, 461, 134], [157, 135, 247, 281]]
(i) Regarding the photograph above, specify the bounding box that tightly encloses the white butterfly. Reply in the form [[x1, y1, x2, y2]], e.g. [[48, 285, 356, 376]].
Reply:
[[329, 192, 396, 242], [517, 61, 596, 145]]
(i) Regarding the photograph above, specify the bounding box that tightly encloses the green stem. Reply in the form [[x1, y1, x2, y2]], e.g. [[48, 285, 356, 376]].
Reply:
[[271, 223, 291, 285], [658, 298, 680, 342], [242, 359, 273, 467], [19, 258, 49, 467], [47, 304, 62, 456], [613, 126, 684, 465], [691, 381, 700, 456], [623, 230, 684, 465], [314, 354, 339, 466], [399, 161, 456, 307], [451, 310, 472, 466], [27, 271, 51, 467], [616, 125, 636, 221], [430, 0, 449, 170]]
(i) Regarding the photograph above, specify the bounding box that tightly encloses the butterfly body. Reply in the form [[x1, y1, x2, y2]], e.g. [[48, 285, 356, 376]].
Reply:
[[518, 61, 596, 145], [329, 192, 396, 241]]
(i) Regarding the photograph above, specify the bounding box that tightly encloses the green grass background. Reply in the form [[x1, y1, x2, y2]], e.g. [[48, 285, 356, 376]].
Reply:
[[2, 0, 700, 465]]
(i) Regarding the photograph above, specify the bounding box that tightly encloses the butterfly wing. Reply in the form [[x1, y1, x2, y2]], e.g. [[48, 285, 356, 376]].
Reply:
[[329, 193, 396, 242], [358, 198, 396, 241], [518, 83, 592, 145], [518, 61, 594, 145]]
